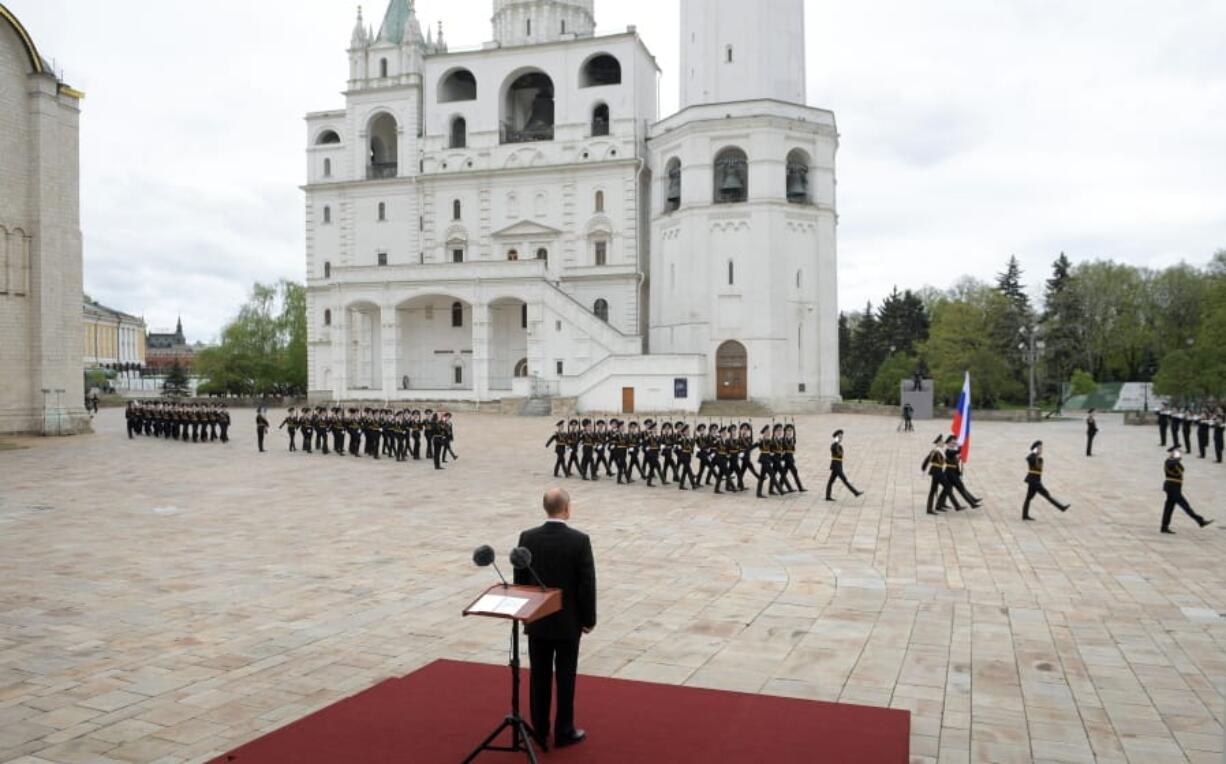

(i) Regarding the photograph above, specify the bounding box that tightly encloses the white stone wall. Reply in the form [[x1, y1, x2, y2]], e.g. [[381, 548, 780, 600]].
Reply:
[[492, 0, 596, 46], [0, 16, 89, 435], [647, 100, 839, 409], [679, 0, 806, 110]]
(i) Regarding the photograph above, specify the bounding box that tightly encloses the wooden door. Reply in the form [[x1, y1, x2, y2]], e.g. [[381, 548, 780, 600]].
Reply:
[[621, 387, 635, 414], [718, 368, 747, 400], [715, 340, 748, 400]]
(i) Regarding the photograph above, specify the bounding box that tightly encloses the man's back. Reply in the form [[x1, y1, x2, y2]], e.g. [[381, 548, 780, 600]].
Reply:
[[515, 522, 596, 641]]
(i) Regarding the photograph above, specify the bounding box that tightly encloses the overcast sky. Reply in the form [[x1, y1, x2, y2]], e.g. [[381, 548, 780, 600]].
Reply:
[[11, 0, 1226, 339]]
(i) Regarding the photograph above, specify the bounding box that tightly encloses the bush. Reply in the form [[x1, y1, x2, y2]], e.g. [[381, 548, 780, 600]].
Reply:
[[869, 354, 918, 406], [1069, 369, 1096, 396]]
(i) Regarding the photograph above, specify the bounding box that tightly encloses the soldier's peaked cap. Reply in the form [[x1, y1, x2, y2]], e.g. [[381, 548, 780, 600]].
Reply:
[[933, 434, 945, 444], [832, 429, 844, 438], [1167, 445, 1180, 453], [1031, 440, 1043, 449], [556, 420, 565, 427]]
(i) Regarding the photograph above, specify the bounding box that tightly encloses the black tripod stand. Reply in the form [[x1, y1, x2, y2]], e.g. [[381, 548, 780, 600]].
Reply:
[[463, 619, 541, 763]]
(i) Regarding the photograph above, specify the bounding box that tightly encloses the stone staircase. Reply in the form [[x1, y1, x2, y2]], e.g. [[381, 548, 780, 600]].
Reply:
[[698, 400, 774, 418], [519, 398, 552, 417]]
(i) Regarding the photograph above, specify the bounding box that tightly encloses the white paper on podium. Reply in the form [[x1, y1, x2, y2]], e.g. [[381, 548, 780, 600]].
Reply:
[[471, 594, 530, 617]]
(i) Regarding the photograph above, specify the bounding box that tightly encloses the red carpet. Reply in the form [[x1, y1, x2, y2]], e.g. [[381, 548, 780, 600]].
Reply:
[[212, 659, 909, 763]]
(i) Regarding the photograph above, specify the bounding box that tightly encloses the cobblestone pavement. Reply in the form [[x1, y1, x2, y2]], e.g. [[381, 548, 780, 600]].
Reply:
[[1, 409, 1224, 763]]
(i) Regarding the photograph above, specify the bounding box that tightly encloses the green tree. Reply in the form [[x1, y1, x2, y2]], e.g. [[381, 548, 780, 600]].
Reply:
[[1069, 369, 1096, 396], [1041, 253, 1085, 400], [845, 302, 885, 399], [1069, 261, 1150, 380], [193, 280, 308, 397], [877, 287, 930, 356], [920, 290, 1025, 407], [162, 361, 191, 398], [869, 352, 918, 405]]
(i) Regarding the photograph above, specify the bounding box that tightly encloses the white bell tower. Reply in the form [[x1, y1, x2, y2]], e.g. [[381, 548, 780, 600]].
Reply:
[[680, 0, 806, 108], [492, 0, 595, 46], [648, 0, 839, 410]]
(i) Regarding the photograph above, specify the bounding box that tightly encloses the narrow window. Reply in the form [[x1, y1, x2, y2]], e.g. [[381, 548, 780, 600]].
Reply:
[[454, 365, 463, 384], [595, 190, 604, 212], [796, 270, 802, 289], [728, 260, 735, 285], [452, 248, 464, 263], [324, 309, 332, 326], [591, 104, 609, 137], [536, 247, 548, 261], [324, 261, 332, 278], [726, 45, 733, 63], [323, 205, 331, 224], [556, 360, 564, 375], [508, 248, 519, 261], [595, 240, 607, 266], [561, 20, 566, 34], [521, 304, 528, 328], [378, 202, 386, 221], [323, 158, 332, 177], [380, 58, 388, 78], [453, 199, 462, 220], [378, 252, 388, 266], [594, 299, 609, 322], [450, 116, 467, 149], [526, 18, 531, 36], [451, 301, 464, 327]]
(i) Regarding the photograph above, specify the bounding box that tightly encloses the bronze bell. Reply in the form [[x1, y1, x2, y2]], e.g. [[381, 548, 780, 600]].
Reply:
[[719, 165, 744, 194], [787, 168, 807, 198]]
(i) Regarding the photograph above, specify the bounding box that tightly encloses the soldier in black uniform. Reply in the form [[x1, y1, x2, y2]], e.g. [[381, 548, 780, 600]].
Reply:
[[300, 409, 313, 453], [942, 435, 979, 508], [780, 423, 804, 493], [255, 407, 270, 452], [1213, 410, 1224, 464], [770, 423, 792, 493], [1157, 405, 1170, 447], [279, 407, 298, 451], [1085, 409, 1098, 456], [546, 419, 568, 476], [1161, 446, 1213, 534], [921, 435, 952, 515], [755, 425, 779, 498], [1196, 410, 1211, 459], [1169, 409, 1182, 449], [675, 423, 698, 490], [1181, 410, 1194, 453], [825, 429, 862, 501], [347, 409, 362, 456], [431, 412, 447, 469], [642, 421, 666, 486], [1022, 441, 1070, 521]]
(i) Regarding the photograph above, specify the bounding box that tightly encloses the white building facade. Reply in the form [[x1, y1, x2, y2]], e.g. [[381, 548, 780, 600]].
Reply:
[[304, 0, 838, 412]]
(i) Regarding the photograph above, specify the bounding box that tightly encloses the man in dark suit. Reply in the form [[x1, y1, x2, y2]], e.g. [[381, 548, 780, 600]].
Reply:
[[514, 488, 597, 750]]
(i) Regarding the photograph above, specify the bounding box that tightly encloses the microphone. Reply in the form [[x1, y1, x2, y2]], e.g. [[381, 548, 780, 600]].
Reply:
[[472, 544, 508, 587], [509, 546, 547, 591]]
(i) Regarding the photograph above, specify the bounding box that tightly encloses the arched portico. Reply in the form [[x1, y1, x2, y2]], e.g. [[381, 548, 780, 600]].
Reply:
[[395, 294, 473, 391], [345, 301, 382, 391], [488, 297, 528, 391]]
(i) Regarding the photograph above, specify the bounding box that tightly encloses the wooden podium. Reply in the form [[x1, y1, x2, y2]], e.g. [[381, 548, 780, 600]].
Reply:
[[461, 584, 562, 764]]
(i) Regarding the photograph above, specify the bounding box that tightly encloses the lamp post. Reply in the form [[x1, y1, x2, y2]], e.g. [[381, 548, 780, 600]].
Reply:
[[1019, 326, 1045, 419]]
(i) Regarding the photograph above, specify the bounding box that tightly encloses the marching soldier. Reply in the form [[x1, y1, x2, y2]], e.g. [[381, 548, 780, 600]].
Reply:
[[1170, 409, 1183, 449], [1157, 405, 1170, 447], [755, 425, 779, 498], [1181, 410, 1194, 453], [279, 407, 298, 451], [921, 435, 953, 515], [676, 423, 698, 490], [255, 407, 270, 452], [1196, 409, 1211, 459], [300, 409, 313, 453], [1161, 445, 1213, 534], [826, 429, 863, 501], [781, 423, 804, 493], [943, 435, 980, 507], [1214, 410, 1224, 464], [1021, 441, 1070, 521]]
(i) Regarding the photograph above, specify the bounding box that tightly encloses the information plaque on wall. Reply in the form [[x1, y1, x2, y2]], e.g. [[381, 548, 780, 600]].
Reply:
[[674, 378, 688, 399]]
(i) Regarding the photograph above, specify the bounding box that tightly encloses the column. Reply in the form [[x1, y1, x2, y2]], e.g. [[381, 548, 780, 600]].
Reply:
[[381, 301, 397, 398], [472, 302, 491, 400]]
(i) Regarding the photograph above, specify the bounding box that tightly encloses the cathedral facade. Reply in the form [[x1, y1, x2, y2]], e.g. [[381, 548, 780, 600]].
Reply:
[[0, 3, 89, 435], [304, 0, 838, 412]]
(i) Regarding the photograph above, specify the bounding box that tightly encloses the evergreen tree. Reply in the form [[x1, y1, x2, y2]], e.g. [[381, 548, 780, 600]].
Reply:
[[847, 301, 884, 399], [1040, 252, 1084, 399], [162, 361, 191, 398], [992, 255, 1034, 386], [877, 287, 931, 356]]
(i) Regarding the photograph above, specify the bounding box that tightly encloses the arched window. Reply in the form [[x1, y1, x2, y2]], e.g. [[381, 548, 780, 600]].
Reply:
[[323, 158, 332, 177], [451, 302, 464, 328], [453, 199, 462, 220], [594, 190, 604, 212], [324, 309, 332, 326], [379, 58, 388, 78], [535, 247, 548, 261], [591, 103, 609, 136], [714, 147, 748, 204], [786, 149, 811, 204], [378, 202, 386, 221], [594, 240, 608, 266], [316, 130, 341, 145], [368, 113, 398, 179], [439, 69, 477, 102], [507, 248, 519, 261], [324, 261, 332, 279], [450, 116, 467, 149], [580, 54, 622, 87], [502, 71, 554, 143], [728, 260, 735, 285], [323, 205, 331, 224], [515, 357, 529, 376], [594, 299, 609, 322], [665, 158, 681, 212]]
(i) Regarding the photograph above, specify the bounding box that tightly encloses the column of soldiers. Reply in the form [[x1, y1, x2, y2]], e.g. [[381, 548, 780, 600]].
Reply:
[[277, 406, 457, 469], [1154, 405, 1222, 534], [545, 418, 806, 498], [124, 401, 231, 443]]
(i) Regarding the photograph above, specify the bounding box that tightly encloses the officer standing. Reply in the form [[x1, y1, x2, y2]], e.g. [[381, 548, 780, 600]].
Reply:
[[1161, 446, 1213, 534], [1196, 410, 1211, 459], [1157, 405, 1170, 447], [280, 407, 298, 451], [256, 407, 270, 453], [1085, 409, 1098, 457], [1213, 410, 1224, 464], [1022, 441, 1070, 521]]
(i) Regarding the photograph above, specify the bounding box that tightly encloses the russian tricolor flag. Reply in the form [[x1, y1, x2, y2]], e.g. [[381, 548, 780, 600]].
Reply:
[[951, 371, 971, 462]]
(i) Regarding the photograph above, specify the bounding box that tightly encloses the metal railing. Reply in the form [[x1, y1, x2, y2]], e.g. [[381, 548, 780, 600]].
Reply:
[[500, 123, 554, 144], [367, 162, 398, 180]]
